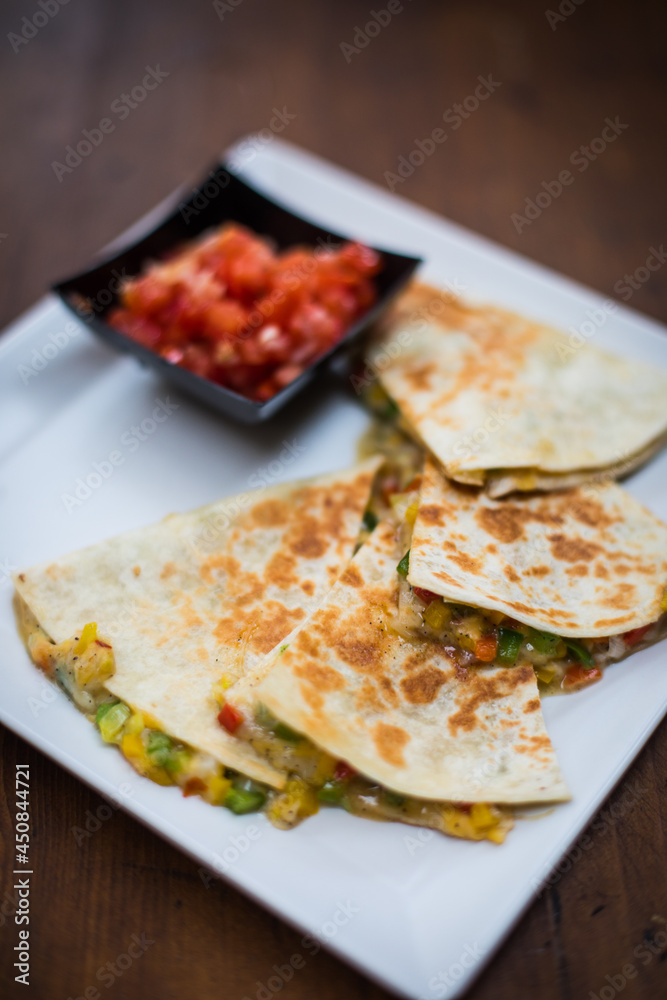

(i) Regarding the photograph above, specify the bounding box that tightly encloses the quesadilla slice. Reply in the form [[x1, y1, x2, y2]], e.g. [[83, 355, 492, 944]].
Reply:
[[222, 519, 569, 843], [14, 458, 380, 809], [398, 459, 667, 693], [368, 282, 667, 496]]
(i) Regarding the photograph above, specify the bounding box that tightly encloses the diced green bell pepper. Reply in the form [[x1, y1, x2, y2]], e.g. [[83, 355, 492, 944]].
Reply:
[[317, 779, 347, 805], [273, 721, 303, 743], [396, 550, 411, 577], [225, 777, 267, 814], [527, 628, 563, 655], [496, 627, 523, 665], [362, 509, 378, 532], [564, 638, 594, 667]]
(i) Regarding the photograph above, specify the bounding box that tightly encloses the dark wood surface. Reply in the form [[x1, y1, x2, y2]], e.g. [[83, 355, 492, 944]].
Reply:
[[2, 1, 667, 997]]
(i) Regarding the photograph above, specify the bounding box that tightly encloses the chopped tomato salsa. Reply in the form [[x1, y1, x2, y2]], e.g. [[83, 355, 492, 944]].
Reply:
[[218, 702, 244, 734], [333, 760, 356, 781], [413, 587, 439, 605], [107, 223, 381, 402]]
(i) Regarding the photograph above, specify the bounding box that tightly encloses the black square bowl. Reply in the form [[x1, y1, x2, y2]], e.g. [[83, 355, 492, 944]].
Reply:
[[53, 163, 422, 422]]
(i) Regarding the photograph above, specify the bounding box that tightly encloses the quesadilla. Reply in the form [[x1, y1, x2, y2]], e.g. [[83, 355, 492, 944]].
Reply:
[[224, 519, 570, 842], [368, 282, 667, 497], [398, 459, 667, 692], [14, 458, 380, 809]]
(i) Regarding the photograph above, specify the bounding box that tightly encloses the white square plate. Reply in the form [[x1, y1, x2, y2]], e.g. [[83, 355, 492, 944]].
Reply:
[[2, 138, 667, 1000]]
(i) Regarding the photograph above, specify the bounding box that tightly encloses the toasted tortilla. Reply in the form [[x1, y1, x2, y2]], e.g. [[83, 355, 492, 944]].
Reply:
[[14, 459, 380, 788], [373, 282, 667, 495], [408, 459, 667, 639], [236, 521, 570, 804]]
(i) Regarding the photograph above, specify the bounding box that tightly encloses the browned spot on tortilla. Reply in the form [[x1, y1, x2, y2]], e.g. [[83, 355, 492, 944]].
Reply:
[[548, 533, 603, 563], [595, 563, 609, 579], [608, 583, 635, 610], [566, 563, 589, 577], [249, 602, 307, 655], [450, 552, 483, 574], [264, 551, 298, 589], [419, 504, 445, 527], [477, 507, 525, 544], [341, 564, 364, 588], [405, 361, 436, 392], [372, 722, 409, 768], [299, 682, 324, 712], [133, 565, 141, 577], [400, 666, 448, 704], [594, 613, 636, 628], [160, 561, 177, 580], [295, 631, 321, 659], [250, 498, 290, 527], [200, 554, 241, 585], [294, 661, 344, 693], [486, 544, 497, 554], [301, 580, 315, 596], [355, 679, 388, 713], [178, 597, 203, 630], [448, 665, 534, 735], [613, 564, 631, 575], [18, 573, 26, 583], [527, 565, 550, 577], [524, 698, 540, 713], [289, 516, 328, 560], [571, 496, 618, 530], [195, 646, 209, 662], [504, 565, 521, 583]]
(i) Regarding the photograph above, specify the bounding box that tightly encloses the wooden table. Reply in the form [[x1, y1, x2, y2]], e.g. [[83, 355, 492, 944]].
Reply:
[[2, 1, 666, 997]]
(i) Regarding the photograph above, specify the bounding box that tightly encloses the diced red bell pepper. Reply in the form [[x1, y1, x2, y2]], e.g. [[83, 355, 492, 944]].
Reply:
[[413, 587, 439, 606], [562, 664, 603, 691], [474, 634, 499, 663], [333, 760, 356, 781], [622, 624, 652, 647], [217, 702, 244, 734]]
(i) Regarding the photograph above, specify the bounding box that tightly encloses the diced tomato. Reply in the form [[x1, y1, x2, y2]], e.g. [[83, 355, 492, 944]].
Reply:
[[413, 587, 439, 606], [217, 702, 244, 734], [562, 664, 603, 691], [108, 223, 381, 402], [333, 760, 356, 781], [474, 634, 499, 663], [182, 776, 207, 797], [622, 624, 652, 647]]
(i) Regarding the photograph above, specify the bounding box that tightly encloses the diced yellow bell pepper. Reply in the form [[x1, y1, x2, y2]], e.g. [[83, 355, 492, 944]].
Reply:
[[661, 586, 667, 613], [423, 599, 452, 631], [121, 732, 145, 761], [204, 775, 232, 806], [485, 609, 505, 625], [534, 663, 557, 685], [75, 622, 97, 655], [405, 502, 419, 527], [124, 712, 145, 735]]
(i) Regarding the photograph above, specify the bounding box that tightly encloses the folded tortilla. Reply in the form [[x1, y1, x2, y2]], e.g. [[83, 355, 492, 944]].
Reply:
[[373, 282, 667, 496], [14, 458, 380, 787], [409, 459, 667, 640], [236, 520, 570, 804]]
